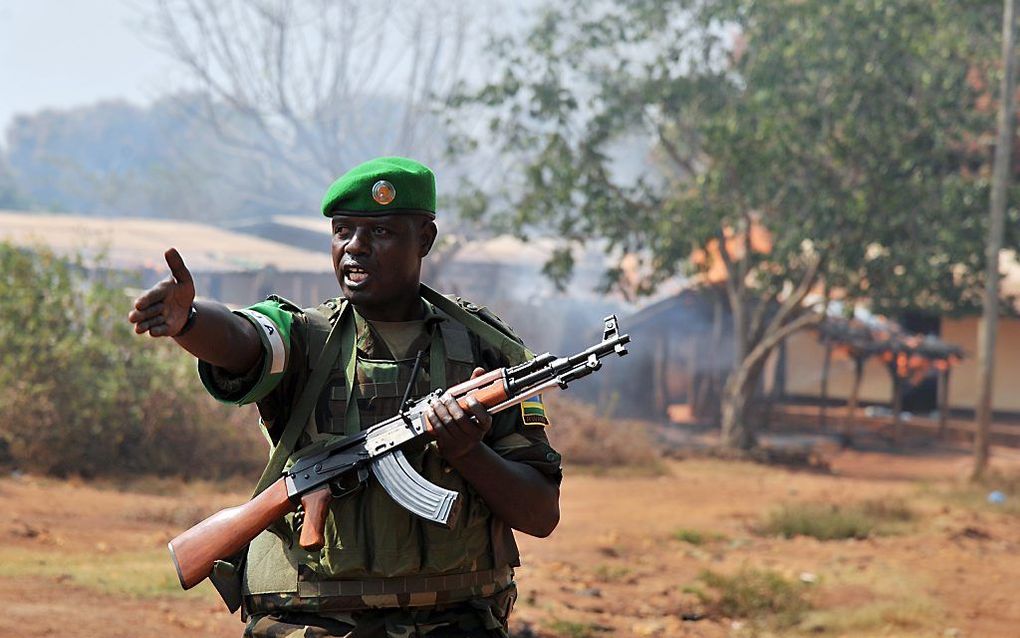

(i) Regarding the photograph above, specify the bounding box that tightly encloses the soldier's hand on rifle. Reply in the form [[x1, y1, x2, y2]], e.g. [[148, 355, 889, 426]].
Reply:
[[425, 367, 493, 461], [128, 248, 196, 338]]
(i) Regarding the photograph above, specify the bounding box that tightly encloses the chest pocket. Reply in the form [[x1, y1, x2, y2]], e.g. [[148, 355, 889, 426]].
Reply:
[[319, 314, 477, 435]]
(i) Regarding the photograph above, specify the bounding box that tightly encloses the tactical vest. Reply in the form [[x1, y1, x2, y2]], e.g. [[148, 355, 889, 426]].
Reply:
[[242, 295, 525, 615]]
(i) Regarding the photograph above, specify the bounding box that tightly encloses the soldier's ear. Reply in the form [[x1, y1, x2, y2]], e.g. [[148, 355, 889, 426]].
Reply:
[[419, 220, 437, 257]]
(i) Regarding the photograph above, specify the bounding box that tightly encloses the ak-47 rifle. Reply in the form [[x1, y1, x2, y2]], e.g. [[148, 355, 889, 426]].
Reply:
[[168, 315, 630, 590]]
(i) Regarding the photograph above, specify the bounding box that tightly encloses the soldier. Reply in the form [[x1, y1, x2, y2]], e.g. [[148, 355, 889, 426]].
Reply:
[[128, 157, 562, 637]]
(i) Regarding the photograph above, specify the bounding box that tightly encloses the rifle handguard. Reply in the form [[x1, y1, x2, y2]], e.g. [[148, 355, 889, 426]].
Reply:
[[448, 372, 509, 410]]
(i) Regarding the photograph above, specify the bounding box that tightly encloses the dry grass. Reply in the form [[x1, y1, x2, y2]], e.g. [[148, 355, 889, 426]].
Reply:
[[546, 618, 604, 638], [692, 567, 811, 629], [672, 528, 728, 545], [799, 564, 942, 635], [930, 470, 1020, 518], [0, 546, 202, 599], [543, 395, 664, 473], [760, 498, 916, 540]]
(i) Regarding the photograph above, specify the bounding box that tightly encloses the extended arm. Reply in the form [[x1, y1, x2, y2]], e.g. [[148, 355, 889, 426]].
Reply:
[[128, 248, 262, 375]]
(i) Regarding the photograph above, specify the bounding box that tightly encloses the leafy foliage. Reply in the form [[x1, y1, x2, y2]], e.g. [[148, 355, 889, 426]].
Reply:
[[450, 0, 1010, 446], [455, 0, 1004, 306], [0, 242, 265, 478], [0, 155, 27, 209]]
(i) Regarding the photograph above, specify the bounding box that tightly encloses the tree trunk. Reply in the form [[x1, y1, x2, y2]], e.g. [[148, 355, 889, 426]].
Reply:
[[720, 356, 767, 449], [819, 341, 833, 430], [719, 305, 822, 450], [721, 370, 755, 449], [844, 356, 865, 440], [974, 0, 1017, 481], [891, 372, 904, 443], [938, 368, 951, 440]]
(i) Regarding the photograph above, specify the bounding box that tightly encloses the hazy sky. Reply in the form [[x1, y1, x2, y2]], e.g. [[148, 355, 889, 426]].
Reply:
[[0, 1, 168, 132], [0, 0, 533, 137]]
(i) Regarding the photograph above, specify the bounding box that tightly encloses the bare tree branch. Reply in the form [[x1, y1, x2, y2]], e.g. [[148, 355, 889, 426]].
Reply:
[[761, 251, 825, 341], [745, 307, 824, 372], [147, 0, 478, 209]]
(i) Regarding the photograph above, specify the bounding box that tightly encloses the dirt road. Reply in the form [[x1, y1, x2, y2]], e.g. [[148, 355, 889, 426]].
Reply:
[[2, 447, 1018, 637]]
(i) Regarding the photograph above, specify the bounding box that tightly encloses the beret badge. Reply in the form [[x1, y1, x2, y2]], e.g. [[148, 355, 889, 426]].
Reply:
[[372, 180, 396, 205]]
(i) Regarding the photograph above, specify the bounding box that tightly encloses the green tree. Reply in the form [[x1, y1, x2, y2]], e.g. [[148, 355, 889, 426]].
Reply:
[[0, 154, 27, 209], [0, 243, 264, 477], [449, 0, 1006, 448]]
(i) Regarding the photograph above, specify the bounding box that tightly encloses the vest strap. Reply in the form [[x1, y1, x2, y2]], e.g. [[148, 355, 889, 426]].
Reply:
[[339, 307, 360, 436], [424, 300, 448, 392], [419, 284, 533, 363], [252, 301, 349, 497]]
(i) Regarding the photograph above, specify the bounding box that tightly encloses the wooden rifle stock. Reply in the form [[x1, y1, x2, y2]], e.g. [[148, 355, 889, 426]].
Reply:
[[168, 477, 296, 589]]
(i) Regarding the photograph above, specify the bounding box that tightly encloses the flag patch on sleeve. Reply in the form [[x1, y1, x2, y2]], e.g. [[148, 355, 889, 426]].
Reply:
[[521, 395, 550, 427]]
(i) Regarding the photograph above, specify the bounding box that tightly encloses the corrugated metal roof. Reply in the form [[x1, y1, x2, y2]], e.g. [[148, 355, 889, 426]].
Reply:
[[0, 211, 332, 273]]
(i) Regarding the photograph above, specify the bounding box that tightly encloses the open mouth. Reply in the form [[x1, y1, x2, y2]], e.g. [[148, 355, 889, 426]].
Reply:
[[343, 263, 370, 287]]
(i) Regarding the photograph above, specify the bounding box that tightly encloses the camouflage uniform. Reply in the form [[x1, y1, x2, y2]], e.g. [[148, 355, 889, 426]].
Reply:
[[203, 295, 561, 638]]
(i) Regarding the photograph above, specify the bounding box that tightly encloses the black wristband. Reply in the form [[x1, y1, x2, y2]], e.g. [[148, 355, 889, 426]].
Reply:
[[175, 305, 198, 337]]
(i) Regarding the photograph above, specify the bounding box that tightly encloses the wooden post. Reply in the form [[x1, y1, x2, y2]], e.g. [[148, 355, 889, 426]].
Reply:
[[974, 0, 1018, 480], [819, 340, 833, 430], [844, 355, 865, 439], [938, 367, 951, 440], [890, 365, 904, 443], [660, 331, 672, 419], [653, 333, 666, 417]]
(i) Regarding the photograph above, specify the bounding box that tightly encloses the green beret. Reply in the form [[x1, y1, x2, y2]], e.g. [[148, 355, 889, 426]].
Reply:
[[321, 156, 436, 218]]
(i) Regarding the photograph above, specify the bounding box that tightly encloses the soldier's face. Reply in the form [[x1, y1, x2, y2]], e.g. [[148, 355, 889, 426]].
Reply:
[[331, 214, 436, 313]]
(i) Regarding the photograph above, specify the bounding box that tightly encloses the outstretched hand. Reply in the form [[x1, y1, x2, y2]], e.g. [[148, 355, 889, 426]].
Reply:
[[128, 248, 196, 338], [425, 367, 493, 461]]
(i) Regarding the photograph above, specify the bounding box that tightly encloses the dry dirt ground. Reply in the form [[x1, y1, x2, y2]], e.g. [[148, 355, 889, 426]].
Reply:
[[2, 447, 1019, 638]]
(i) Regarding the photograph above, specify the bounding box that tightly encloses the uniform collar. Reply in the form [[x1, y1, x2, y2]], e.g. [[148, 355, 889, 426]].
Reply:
[[351, 296, 446, 359]]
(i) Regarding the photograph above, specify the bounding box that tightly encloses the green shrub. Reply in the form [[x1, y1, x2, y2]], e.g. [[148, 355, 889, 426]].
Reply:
[[673, 528, 706, 545], [591, 563, 630, 582], [548, 619, 600, 638], [761, 499, 915, 540], [697, 568, 810, 628], [672, 528, 727, 545], [0, 243, 265, 479]]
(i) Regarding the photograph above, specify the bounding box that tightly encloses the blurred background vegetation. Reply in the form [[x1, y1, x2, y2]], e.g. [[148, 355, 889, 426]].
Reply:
[[0, 242, 264, 478]]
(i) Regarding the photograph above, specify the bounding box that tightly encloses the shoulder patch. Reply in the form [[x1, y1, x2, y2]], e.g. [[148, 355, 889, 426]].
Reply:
[[264, 294, 303, 313], [451, 296, 524, 346], [312, 297, 346, 323], [521, 395, 550, 427]]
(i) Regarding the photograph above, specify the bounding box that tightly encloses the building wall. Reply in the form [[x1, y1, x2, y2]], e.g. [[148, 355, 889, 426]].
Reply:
[[782, 329, 892, 403], [782, 317, 1020, 414], [942, 316, 1020, 412]]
